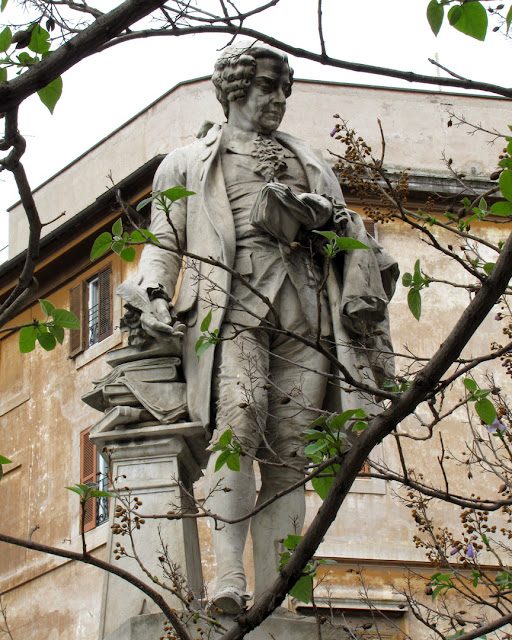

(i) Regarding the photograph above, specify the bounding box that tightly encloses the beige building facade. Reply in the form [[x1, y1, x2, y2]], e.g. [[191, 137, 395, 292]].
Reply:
[[0, 77, 510, 638]]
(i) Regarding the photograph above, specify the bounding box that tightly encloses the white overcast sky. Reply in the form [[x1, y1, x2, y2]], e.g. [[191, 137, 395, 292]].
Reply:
[[0, 0, 510, 260]]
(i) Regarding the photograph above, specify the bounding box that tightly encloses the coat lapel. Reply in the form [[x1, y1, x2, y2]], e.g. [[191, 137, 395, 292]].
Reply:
[[199, 124, 237, 267]]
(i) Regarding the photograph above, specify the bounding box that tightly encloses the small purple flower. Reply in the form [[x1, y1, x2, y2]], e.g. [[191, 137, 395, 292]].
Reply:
[[330, 127, 338, 137], [450, 547, 458, 556], [488, 417, 507, 434], [466, 543, 476, 559], [495, 314, 502, 321]]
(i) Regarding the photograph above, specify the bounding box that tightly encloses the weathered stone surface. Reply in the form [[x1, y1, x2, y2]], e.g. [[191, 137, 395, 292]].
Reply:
[[104, 610, 352, 640], [94, 430, 204, 639]]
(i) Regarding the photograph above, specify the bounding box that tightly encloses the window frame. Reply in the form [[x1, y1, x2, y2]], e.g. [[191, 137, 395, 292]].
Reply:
[[80, 428, 109, 533], [69, 264, 112, 357]]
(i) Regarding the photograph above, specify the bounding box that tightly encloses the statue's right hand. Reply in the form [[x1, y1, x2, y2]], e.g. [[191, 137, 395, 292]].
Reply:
[[140, 299, 184, 340]]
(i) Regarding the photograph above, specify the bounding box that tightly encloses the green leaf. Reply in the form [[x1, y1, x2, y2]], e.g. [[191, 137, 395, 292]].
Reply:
[[0, 26, 12, 52], [427, 0, 444, 35], [283, 534, 303, 550], [499, 158, 512, 169], [120, 247, 136, 262], [89, 490, 115, 498], [402, 272, 412, 287], [490, 201, 512, 216], [313, 230, 337, 241], [0, 67, 6, 83], [475, 398, 496, 425], [52, 308, 80, 329], [39, 298, 55, 317], [19, 325, 37, 353], [136, 195, 156, 211], [408, 288, 422, 321], [330, 409, 359, 429], [483, 262, 495, 275], [49, 324, 65, 345], [312, 475, 333, 500], [90, 232, 112, 261], [195, 337, 212, 359], [0, 455, 11, 465], [506, 5, 512, 34], [289, 575, 313, 603], [448, 5, 462, 25], [37, 331, 56, 351], [463, 378, 478, 393], [142, 230, 160, 244], [28, 25, 50, 54], [334, 237, 370, 251], [66, 485, 85, 496], [112, 218, 123, 236], [413, 259, 423, 285], [226, 453, 240, 472], [160, 186, 195, 203], [112, 240, 125, 255], [499, 169, 512, 201], [448, 2, 487, 40], [304, 441, 327, 456], [218, 430, 233, 448], [129, 230, 145, 242], [201, 309, 213, 332], [37, 75, 63, 114], [1, 0, 8, 12], [215, 450, 232, 472]]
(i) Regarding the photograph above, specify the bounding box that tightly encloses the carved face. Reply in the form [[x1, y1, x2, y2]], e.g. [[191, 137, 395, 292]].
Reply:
[[228, 57, 291, 134]]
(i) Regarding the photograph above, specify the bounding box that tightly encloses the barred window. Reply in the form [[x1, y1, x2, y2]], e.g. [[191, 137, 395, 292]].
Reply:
[[69, 265, 112, 357]]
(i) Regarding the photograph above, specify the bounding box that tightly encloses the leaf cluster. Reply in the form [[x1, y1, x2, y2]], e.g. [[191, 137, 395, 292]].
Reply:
[[303, 409, 366, 500], [195, 309, 220, 359], [402, 259, 431, 321], [0, 22, 62, 112], [90, 218, 159, 262], [313, 230, 369, 260], [210, 429, 241, 472], [427, 0, 512, 40], [277, 534, 332, 604], [19, 299, 79, 353], [463, 378, 497, 426], [66, 483, 114, 504]]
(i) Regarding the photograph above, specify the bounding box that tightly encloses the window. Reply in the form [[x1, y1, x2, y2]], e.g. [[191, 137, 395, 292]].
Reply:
[[363, 219, 377, 239], [80, 428, 109, 532], [359, 459, 371, 476], [69, 264, 112, 357]]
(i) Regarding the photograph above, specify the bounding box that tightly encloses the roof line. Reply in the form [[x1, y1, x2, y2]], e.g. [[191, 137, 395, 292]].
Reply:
[[8, 74, 506, 211]]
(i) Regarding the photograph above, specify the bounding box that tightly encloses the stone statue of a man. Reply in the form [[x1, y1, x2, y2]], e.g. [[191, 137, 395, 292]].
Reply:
[[130, 40, 398, 615]]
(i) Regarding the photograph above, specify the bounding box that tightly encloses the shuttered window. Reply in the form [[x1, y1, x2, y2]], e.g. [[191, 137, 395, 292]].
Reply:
[[363, 219, 377, 238], [69, 265, 112, 357], [80, 428, 109, 532], [80, 429, 98, 533]]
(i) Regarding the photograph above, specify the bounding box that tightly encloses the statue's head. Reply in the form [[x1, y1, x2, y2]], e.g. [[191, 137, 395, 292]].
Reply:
[[212, 40, 293, 134]]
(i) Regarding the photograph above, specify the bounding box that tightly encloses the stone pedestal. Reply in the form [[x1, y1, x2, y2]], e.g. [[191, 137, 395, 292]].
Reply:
[[90, 423, 206, 639], [103, 610, 351, 640]]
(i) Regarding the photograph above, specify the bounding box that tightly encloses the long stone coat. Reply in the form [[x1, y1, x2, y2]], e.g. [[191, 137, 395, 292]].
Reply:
[[135, 123, 398, 430]]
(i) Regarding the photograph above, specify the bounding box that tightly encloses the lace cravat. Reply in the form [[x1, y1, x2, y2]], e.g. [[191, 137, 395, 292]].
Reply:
[[251, 134, 288, 182]]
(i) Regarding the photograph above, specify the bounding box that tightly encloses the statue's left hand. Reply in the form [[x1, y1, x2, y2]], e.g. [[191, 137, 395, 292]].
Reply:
[[140, 298, 185, 341], [297, 193, 333, 224]]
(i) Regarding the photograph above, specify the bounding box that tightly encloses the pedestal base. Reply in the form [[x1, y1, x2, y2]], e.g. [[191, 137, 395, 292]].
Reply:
[[91, 423, 206, 639], [103, 610, 350, 640]]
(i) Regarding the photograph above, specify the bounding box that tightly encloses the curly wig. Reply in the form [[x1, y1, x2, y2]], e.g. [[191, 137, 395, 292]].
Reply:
[[212, 40, 293, 118]]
